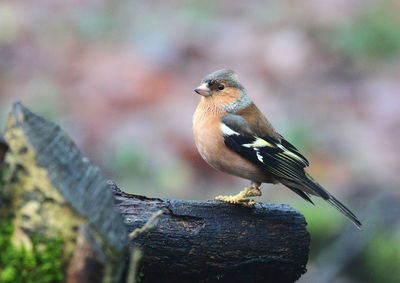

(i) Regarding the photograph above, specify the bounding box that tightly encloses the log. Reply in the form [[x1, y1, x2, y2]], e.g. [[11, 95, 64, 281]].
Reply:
[[113, 183, 309, 283], [0, 102, 310, 283]]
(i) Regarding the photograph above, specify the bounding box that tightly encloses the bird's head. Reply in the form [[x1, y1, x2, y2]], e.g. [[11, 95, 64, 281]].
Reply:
[[194, 69, 244, 97], [194, 69, 250, 112]]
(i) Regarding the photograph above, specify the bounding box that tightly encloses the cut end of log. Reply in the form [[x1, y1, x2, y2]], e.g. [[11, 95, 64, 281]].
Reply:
[[1, 102, 129, 283]]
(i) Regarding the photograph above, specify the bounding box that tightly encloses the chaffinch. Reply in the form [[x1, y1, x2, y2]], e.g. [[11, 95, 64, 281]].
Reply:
[[192, 69, 361, 228]]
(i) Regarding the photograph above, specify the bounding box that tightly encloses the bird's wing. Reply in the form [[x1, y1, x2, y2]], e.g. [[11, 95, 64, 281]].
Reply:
[[221, 114, 310, 184], [220, 114, 362, 228]]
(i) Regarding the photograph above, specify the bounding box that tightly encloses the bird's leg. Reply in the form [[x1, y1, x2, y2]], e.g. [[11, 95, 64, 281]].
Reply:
[[215, 182, 262, 207]]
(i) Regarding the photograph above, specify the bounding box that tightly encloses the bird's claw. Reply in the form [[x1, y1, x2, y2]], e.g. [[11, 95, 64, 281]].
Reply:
[[215, 195, 256, 207], [215, 185, 262, 207]]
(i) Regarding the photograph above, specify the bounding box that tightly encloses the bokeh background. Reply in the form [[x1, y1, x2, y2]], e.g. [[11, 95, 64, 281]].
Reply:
[[1, 0, 399, 282]]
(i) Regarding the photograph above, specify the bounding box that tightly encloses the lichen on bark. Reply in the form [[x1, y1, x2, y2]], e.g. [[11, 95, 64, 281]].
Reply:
[[0, 103, 129, 283], [0, 160, 64, 282], [0, 112, 83, 281], [3, 114, 86, 260]]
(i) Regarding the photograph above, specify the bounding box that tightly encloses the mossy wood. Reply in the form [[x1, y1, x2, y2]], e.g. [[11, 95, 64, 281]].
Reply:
[[0, 103, 310, 283], [0, 103, 128, 283]]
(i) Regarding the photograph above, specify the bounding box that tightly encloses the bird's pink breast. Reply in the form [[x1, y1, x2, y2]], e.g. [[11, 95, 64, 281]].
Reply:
[[192, 106, 273, 183]]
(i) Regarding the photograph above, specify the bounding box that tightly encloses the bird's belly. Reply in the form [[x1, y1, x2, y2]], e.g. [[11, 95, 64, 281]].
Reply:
[[201, 144, 269, 183], [193, 114, 273, 183]]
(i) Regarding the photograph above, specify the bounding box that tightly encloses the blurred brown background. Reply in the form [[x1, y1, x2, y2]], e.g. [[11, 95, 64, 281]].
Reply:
[[0, 0, 399, 282]]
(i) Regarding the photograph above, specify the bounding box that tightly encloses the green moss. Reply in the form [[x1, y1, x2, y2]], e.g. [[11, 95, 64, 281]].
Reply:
[[0, 200, 64, 283]]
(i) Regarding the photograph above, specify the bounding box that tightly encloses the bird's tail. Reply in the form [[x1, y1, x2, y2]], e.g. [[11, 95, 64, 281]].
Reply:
[[296, 174, 362, 229], [325, 193, 362, 229]]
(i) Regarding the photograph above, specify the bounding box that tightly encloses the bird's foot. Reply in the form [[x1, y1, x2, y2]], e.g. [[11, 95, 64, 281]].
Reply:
[[215, 185, 262, 207]]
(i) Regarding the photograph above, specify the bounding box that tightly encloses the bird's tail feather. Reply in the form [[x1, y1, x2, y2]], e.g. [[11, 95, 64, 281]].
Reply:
[[300, 174, 362, 229], [286, 185, 315, 205], [325, 194, 362, 229]]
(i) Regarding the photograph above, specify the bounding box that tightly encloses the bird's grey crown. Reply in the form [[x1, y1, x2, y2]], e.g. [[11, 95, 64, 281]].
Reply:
[[201, 69, 244, 90], [201, 69, 251, 112]]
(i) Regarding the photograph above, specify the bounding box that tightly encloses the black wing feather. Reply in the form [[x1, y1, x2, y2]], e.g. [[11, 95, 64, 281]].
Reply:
[[223, 134, 330, 199], [279, 135, 309, 166], [221, 120, 361, 228]]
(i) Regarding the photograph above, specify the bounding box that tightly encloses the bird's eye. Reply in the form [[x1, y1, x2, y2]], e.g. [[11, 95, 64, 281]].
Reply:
[[218, 84, 225, 91]]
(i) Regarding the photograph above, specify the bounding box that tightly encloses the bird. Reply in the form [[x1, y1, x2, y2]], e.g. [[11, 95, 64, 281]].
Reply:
[[192, 69, 361, 228]]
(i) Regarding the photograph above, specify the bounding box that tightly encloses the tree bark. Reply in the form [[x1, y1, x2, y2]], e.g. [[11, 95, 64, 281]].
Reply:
[[112, 183, 309, 283], [0, 102, 310, 283]]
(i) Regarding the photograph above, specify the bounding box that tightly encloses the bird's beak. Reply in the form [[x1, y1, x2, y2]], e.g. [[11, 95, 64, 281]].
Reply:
[[194, 84, 211, 96]]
